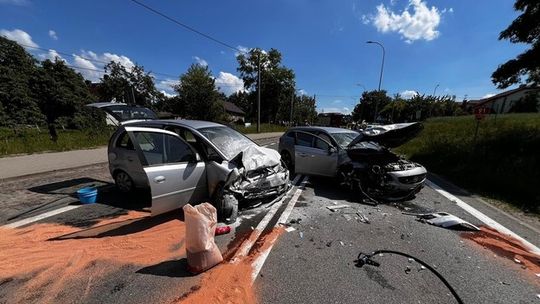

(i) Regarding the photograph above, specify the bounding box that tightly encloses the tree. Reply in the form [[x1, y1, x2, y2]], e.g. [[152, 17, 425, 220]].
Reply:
[[100, 62, 159, 108], [236, 48, 295, 123], [0, 37, 44, 126], [31, 59, 94, 141], [173, 64, 225, 121], [292, 95, 317, 125], [351, 90, 391, 123], [492, 0, 540, 89], [228, 91, 252, 119]]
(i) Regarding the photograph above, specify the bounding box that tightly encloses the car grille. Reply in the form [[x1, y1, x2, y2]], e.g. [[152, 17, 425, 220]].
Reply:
[[398, 173, 426, 184]]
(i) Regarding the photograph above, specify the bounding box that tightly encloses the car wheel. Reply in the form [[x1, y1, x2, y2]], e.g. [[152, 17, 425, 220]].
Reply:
[[115, 171, 134, 193], [280, 150, 293, 171], [212, 184, 238, 224]]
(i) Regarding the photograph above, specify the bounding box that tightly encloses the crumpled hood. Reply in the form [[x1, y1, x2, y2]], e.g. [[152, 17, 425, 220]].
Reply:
[[348, 122, 423, 149], [236, 144, 281, 172]]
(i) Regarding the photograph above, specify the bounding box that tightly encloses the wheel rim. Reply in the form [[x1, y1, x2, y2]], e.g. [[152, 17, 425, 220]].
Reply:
[[116, 172, 132, 192]]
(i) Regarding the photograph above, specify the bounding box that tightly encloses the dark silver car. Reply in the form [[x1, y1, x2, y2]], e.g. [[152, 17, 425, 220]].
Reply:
[[107, 119, 289, 222], [278, 123, 427, 201]]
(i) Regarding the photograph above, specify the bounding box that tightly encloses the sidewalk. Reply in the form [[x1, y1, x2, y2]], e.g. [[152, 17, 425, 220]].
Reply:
[[0, 132, 283, 179]]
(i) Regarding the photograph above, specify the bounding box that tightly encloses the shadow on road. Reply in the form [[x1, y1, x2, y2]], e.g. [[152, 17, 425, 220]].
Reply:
[[136, 258, 193, 278]]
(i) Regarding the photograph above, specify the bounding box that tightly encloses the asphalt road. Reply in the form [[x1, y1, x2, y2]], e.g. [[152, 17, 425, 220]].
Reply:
[[0, 137, 539, 303]]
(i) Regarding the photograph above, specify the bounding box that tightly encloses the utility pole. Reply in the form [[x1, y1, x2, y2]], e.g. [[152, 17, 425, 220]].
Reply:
[[257, 51, 261, 133], [131, 87, 136, 105], [290, 91, 294, 126], [433, 84, 440, 96]]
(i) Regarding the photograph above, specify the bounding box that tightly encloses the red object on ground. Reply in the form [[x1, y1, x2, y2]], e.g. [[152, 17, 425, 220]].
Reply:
[[215, 226, 231, 235]]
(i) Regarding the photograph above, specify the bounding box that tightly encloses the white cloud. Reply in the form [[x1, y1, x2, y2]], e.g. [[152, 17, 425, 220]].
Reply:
[[0, 0, 29, 5], [215, 72, 244, 96], [332, 99, 343, 104], [0, 28, 38, 48], [401, 90, 419, 99], [160, 90, 175, 98], [193, 56, 208, 67], [366, 0, 444, 43], [298, 89, 307, 96], [48, 30, 58, 40], [156, 78, 179, 96], [72, 55, 102, 81], [482, 93, 496, 99], [235, 45, 250, 57], [38, 49, 65, 62], [78, 50, 135, 70]]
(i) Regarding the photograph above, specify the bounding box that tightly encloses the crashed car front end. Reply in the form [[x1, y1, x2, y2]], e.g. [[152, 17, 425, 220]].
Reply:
[[227, 162, 290, 200]]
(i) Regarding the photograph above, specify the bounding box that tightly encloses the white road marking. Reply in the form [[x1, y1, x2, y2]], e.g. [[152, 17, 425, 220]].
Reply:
[[231, 174, 302, 262], [4, 205, 82, 228], [426, 179, 540, 255], [251, 176, 309, 282]]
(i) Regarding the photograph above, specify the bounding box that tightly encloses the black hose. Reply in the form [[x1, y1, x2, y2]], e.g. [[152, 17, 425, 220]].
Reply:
[[355, 249, 464, 304]]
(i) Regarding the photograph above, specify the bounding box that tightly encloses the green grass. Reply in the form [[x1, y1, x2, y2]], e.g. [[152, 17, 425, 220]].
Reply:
[[0, 127, 113, 157], [396, 113, 540, 212], [234, 123, 288, 134]]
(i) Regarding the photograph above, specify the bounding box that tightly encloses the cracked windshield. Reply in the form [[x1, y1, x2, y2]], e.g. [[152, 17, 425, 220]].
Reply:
[[1, 0, 539, 303]]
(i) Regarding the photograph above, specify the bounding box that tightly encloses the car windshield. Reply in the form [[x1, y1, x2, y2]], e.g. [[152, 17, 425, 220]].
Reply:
[[331, 132, 360, 147], [198, 126, 254, 159], [104, 105, 157, 122]]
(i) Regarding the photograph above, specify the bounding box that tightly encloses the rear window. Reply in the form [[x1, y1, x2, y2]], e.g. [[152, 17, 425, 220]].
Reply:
[[104, 105, 157, 122]]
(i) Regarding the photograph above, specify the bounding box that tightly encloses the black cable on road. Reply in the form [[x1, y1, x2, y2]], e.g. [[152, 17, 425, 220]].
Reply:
[[355, 249, 464, 304]]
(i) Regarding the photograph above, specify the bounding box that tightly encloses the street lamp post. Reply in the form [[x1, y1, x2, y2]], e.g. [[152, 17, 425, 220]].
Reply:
[[257, 51, 261, 133], [290, 88, 302, 126], [433, 84, 440, 96], [366, 40, 385, 122]]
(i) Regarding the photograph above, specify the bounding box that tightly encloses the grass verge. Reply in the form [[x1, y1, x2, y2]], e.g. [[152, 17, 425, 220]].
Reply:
[[396, 113, 540, 213]]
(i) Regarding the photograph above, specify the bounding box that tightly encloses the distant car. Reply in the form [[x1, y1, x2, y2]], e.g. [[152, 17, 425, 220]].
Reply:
[[107, 119, 290, 222], [86, 102, 157, 126], [278, 123, 426, 201]]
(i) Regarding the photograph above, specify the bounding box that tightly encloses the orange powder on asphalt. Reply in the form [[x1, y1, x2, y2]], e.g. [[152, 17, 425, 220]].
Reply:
[[461, 226, 540, 281], [178, 227, 285, 304], [0, 211, 187, 303]]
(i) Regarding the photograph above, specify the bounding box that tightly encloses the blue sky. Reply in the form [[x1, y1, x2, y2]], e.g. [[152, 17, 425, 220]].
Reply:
[[0, 0, 526, 113]]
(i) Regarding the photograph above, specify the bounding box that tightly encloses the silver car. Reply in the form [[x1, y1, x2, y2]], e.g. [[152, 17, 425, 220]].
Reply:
[[108, 119, 289, 222], [278, 123, 427, 201]]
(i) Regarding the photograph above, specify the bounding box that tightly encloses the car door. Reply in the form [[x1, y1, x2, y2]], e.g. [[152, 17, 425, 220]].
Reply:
[[125, 126, 208, 216], [294, 131, 338, 177]]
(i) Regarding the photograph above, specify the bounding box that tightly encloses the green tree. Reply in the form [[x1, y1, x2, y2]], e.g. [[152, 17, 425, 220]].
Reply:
[[292, 95, 317, 125], [174, 64, 225, 121], [492, 0, 540, 88], [228, 91, 252, 119], [100, 62, 158, 108], [236, 48, 295, 123], [351, 90, 391, 123], [31, 59, 94, 141], [0, 37, 44, 126]]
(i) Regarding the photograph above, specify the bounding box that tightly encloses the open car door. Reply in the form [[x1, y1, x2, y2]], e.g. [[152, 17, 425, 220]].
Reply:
[[125, 126, 207, 216], [294, 131, 338, 177]]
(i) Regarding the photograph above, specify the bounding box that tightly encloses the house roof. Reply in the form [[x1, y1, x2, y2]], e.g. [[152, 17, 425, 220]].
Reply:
[[475, 86, 540, 108], [222, 101, 245, 115]]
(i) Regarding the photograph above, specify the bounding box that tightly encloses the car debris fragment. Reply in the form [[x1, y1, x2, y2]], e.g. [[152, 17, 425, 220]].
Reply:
[[326, 204, 350, 212], [405, 212, 480, 231]]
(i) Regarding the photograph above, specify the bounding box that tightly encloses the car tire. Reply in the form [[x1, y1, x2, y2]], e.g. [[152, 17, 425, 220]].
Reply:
[[114, 170, 134, 193], [280, 150, 294, 172], [213, 184, 238, 224]]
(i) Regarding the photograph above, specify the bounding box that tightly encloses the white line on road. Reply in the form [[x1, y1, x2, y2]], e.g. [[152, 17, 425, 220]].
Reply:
[[231, 175, 302, 262], [426, 179, 540, 255], [251, 176, 309, 282], [4, 205, 82, 228]]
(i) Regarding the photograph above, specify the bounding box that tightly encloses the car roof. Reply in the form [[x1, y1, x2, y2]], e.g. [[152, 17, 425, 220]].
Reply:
[[289, 126, 357, 134], [127, 119, 225, 130], [86, 102, 128, 108]]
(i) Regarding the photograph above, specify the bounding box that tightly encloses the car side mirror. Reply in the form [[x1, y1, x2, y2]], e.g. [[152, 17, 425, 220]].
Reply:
[[328, 146, 337, 155]]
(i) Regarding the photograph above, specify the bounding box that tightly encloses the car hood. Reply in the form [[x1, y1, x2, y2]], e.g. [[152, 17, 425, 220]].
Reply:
[[347, 122, 423, 149], [232, 144, 281, 172]]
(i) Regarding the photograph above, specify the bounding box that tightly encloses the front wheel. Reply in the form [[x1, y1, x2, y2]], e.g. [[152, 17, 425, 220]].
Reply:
[[280, 150, 294, 172], [212, 184, 238, 224]]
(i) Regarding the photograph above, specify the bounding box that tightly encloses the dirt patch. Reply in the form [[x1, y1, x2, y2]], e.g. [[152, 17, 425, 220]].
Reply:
[[178, 227, 285, 304], [461, 226, 540, 282], [0, 211, 186, 303]]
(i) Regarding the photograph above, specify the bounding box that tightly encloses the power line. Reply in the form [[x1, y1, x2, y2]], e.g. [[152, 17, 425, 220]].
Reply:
[[128, 0, 245, 54]]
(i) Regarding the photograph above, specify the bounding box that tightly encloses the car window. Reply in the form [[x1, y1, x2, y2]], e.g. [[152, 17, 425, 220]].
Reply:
[[116, 131, 134, 150], [317, 132, 333, 144], [314, 138, 330, 150], [296, 132, 313, 147], [165, 126, 218, 159], [199, 126, 253, 159], [133, 131, 195, 166], [286, 131, 295, 138]]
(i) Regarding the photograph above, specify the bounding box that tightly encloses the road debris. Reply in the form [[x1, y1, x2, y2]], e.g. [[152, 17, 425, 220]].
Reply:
[[342, 214, 352, 221], [405, 212, 480, 231], [356, 212, 370, 224], [326, 204, 350, 212], [405, 266, 412, 274], [285, 226, 296, 233], [183, 203, 223, 274], [299, 232, 304, 238], [514, 258, 522, 264], [215, 225, 231, 236], [339, 241, 345, 246]]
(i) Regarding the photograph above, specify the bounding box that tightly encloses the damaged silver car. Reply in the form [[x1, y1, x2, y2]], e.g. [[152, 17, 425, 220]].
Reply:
[[278, 123, 426, 201], [107, 119, 290, 223]]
